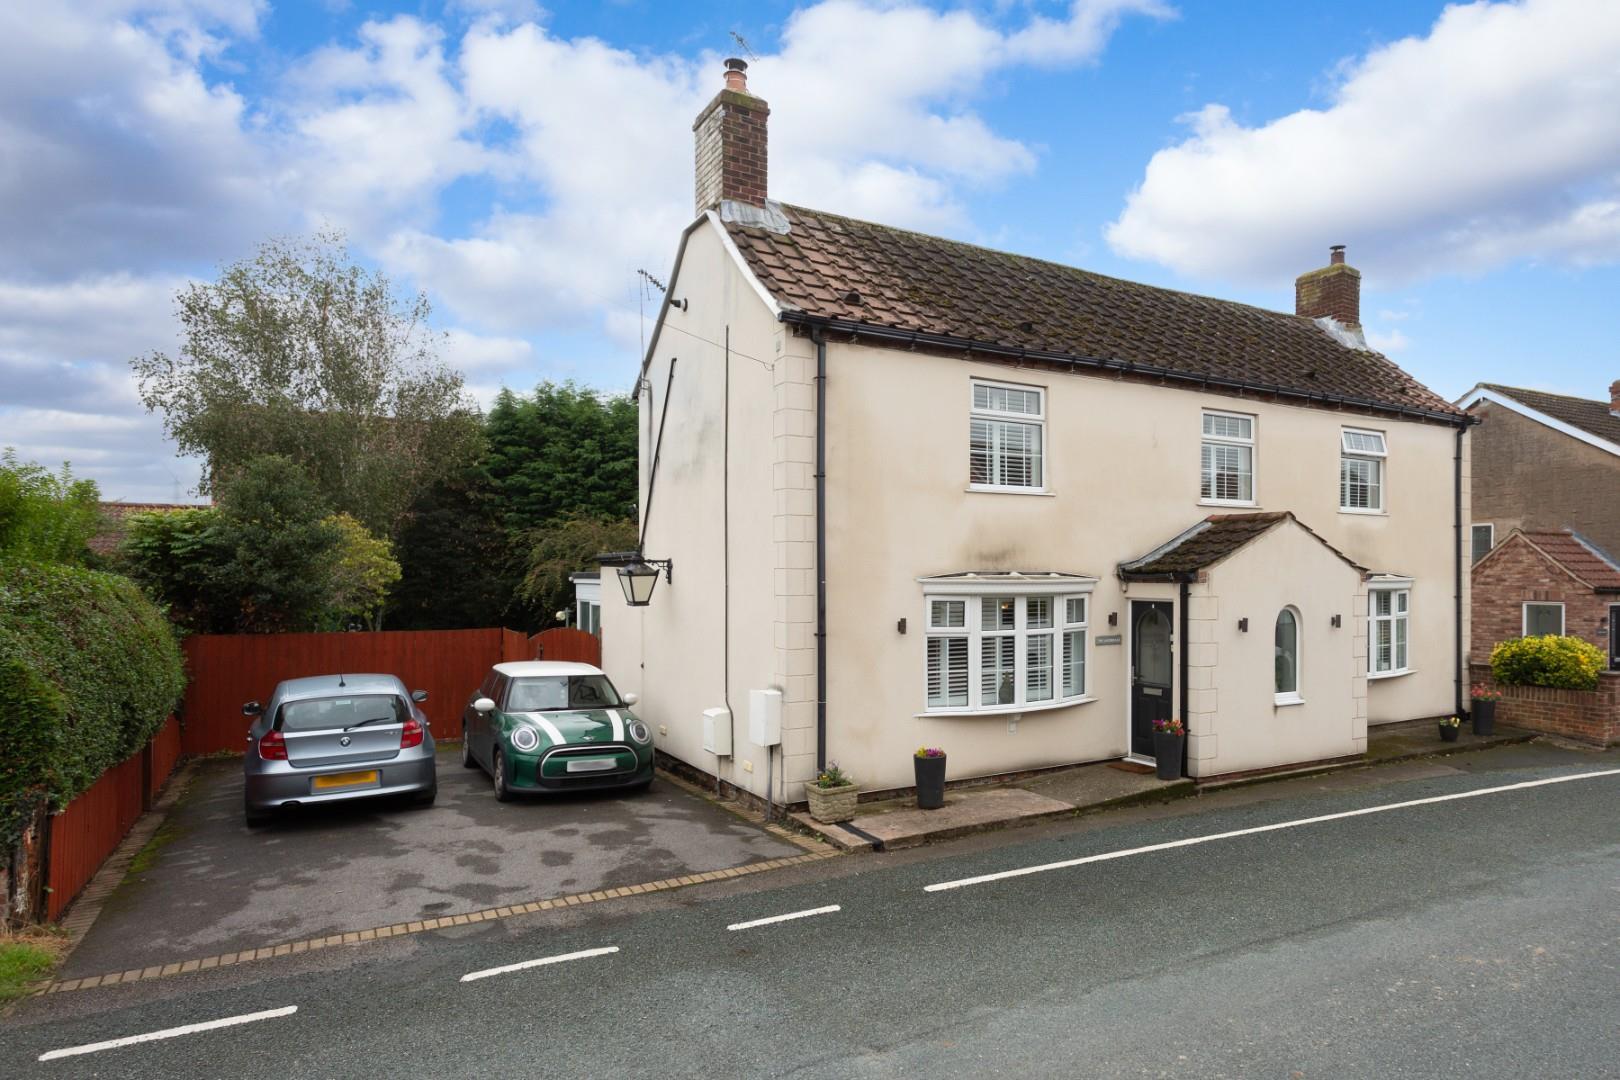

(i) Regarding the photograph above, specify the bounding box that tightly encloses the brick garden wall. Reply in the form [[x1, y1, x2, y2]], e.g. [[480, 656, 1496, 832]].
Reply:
[[1471, 662, 1620, 746], [1470, 534, 1611, 660]]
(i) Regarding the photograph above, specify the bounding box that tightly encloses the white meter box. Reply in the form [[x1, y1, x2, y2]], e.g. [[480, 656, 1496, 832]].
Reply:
[[749, 688, 782, 747], [702, 707, 731, 756]]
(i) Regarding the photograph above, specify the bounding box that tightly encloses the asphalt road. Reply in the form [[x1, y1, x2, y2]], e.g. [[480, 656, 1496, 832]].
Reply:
[[6, 744, 1619, 1078], [65, 753, 798, 978]]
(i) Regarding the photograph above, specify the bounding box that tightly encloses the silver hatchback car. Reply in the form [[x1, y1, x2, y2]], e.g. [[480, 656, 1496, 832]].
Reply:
[[242, 673, 437, 826]]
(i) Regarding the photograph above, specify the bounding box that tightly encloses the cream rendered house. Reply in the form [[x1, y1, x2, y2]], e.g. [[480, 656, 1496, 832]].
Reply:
[[601, 61, 1472, 804]]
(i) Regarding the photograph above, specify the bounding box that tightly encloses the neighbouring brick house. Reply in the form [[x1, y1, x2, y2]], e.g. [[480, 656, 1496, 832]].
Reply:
[[1457, 382, 1620, 564], [1471, 528, 1620, 669], [89, 501, 209, 556]]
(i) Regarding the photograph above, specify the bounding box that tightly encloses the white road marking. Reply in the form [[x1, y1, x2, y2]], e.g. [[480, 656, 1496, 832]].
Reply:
[[607, 709, 626, 742], [37, 1006, 297, 1062], [925, 768, 1620, 893], [460, 946, 619, 983], [727, 905, 842, 931]]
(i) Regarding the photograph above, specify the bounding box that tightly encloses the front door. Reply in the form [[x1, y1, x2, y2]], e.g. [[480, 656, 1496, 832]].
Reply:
[[1611, 605, 1620, 671], [1130, 601, 1175, 759]]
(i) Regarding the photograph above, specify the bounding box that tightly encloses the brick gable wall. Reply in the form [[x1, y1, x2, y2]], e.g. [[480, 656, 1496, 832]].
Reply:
[[1470, 401, 1620, 559], [1471, 534, 1612, 660]]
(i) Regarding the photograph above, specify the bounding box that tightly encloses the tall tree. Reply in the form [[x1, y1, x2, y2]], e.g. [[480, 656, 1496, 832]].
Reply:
[[482, 382, 638, 535], [131, 229, 482, 539], [518, 514, 638, 626], [386, 471, 519, 631], [0, 450, 101, 565]]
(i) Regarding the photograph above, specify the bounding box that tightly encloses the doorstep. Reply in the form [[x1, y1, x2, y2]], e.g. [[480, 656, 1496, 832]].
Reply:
[[793, 763, 1194, 852]]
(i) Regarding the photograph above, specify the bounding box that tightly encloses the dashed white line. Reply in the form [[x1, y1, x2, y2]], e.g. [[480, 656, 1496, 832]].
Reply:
[[460, 946, 619, 983], [925, 768, 1620, 893], [727, 905, 841, 931], [38, 1005, 298, 1062]]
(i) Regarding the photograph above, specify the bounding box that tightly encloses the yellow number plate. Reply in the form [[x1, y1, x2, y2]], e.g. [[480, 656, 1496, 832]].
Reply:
[[313, 770, 379, 790]]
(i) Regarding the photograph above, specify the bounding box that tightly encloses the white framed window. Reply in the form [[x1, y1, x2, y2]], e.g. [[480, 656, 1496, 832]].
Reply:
[[1471, 523, 1494, 563], [1523, 602, 1564, 637], [1200, 410, 1255, 504], [576, 599, 601, 636], [922, 579, 1092, 714], [1340, 428, 1387, 512], [1275, 607, 1302, 705], [970, 381, 1044, 491], [1369, 586, 1410, 676]]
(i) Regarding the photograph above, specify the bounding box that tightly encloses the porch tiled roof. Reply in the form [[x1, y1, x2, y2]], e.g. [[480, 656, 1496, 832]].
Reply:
[[1479, 384, 1620, 449], [723, 204, 1463, 421], [1516, 529, 1620, 591], [1119, 511, 1367, 581]]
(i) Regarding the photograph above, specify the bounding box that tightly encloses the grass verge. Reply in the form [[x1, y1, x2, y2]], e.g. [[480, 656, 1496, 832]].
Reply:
[[0, 927, 68, 1004]]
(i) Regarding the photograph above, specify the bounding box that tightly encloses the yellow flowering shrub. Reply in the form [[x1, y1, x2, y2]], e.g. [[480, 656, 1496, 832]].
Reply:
[[1489, 635, 1603, 691]]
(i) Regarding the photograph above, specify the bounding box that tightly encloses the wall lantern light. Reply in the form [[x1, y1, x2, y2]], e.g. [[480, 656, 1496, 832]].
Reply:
[[1108, 611, 1118, 627], [1237, 617, 1249, 633], [1331, 613, 1342, 628], [616, 559, 673, 607]]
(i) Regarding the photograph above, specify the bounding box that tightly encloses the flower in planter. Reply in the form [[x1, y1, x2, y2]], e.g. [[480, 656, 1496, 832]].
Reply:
[[1152, 717, 1185, 737], [814, 761, 853, 789], [1439, 716, 1461, 728], [1470, 683, 1502, 702], [914, 746, 946, 759]]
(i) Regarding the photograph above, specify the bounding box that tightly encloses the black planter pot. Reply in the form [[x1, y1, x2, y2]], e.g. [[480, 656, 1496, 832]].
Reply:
[[1152, 732, 1184, 780], [1471, 699, 1497, 736], [1438, 723, 1460, 742], [915, 755, 947, 810]]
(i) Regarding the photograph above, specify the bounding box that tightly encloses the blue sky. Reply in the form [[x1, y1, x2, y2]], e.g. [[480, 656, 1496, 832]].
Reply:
[[2, 0, 1617, 502]]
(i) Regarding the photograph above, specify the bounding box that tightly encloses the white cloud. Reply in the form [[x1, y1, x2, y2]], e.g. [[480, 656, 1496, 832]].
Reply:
[[1364, 326, 1410, 353], [1107, 0, 1620, 283]]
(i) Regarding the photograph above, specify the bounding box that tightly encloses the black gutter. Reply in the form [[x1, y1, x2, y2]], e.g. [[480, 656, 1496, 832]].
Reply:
[[1455, 423, 1466, 720], [779, 312, 1471, 429], [813, 327, 828, 773], [1119, 571, 1198, 584]]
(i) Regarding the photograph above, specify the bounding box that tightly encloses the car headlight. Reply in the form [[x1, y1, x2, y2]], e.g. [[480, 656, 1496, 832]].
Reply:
[[510, 725, 540, 752], [628, 719, 651, 744]]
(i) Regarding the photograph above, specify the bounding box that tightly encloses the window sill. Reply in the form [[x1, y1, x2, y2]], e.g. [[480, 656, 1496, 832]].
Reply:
[[917, 695, 1095, 719], [1367, 668, 1415, 681], [1274, 692, 1304, 707], [966, 485, 1055, 497], [1199, 499, 1258, 509], [1338, 507, 1387, 517]]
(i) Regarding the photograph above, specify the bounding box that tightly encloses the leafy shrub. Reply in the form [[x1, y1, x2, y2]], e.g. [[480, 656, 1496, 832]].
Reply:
[[0, 450, 101, 566], [1490, 635, 1604, 691], [0, 560, 186, 845]]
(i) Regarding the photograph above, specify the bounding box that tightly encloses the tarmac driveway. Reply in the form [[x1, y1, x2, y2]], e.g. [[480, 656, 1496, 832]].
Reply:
[[62, 751, 800, 979]]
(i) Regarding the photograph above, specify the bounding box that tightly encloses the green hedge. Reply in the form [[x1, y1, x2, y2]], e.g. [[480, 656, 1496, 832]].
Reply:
[[0, 559, 186, 846], [1490, 634, 1604, 691]]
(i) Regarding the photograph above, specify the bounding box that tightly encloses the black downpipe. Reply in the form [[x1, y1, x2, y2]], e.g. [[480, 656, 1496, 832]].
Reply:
[[1455, 424, 1467, 721], [813, 329, 828, 773], [1179, 582, 1190, 778]]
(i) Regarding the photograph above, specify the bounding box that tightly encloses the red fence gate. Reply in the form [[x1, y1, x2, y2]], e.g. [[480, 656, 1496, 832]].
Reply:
[[181, 628, 532, 755], [528, 627, 602, 666]]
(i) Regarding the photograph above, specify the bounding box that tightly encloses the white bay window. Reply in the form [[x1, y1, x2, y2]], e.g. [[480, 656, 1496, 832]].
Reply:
[[1368, 579, 1412, 677], [921, 574, 1095, 714]]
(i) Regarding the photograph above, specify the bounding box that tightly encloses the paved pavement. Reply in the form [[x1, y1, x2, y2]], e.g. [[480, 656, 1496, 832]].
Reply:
[[7, 742, 1618, 1078], [59, 752, 801, 978]]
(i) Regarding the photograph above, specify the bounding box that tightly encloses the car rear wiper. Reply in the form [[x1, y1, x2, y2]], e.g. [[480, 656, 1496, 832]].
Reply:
[[345, 716, 401, 731]]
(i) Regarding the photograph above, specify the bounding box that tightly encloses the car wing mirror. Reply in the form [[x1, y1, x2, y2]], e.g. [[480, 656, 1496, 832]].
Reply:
[[621, 691, 639, 706], [411, 689, 428, 703], [473, 697, 496, 713], [242, 701, 263, 717]]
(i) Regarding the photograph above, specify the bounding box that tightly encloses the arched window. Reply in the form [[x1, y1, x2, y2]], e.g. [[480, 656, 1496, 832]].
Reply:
[[1275, 608, 1301, 704]]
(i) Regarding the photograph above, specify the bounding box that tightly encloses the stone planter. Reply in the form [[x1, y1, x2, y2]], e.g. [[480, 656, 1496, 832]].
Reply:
[[1471, 699, 1497, 736], [914, 754, 947, 810], [805, 781, 858, 824], [1153, 732, 1185, 780]]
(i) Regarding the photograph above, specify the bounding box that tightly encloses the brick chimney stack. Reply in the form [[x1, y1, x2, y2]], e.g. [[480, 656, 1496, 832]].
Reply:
[[693, 58, 768, 215], [1295, 244, 1361, 329], [1609, 380, 1620, 416]]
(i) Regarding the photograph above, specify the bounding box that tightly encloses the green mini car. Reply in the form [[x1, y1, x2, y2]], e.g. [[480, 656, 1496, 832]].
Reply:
[[462, 661, 654, 800]]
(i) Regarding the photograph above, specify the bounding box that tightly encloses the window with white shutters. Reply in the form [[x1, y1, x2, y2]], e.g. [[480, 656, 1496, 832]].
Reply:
[[1201, 411, 1255, 504], [1341, 428, 1387, 512], [922, 588, 1090, 713], [1369, 587, 1410, 676], [970, 382, 1045, 491]]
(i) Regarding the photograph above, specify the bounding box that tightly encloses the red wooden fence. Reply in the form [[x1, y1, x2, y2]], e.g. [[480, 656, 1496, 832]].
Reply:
[[528, 627, 602, 666], [181, 628, 532, 755], [47, 750, 145, 920], [146, 716, 182, 802]]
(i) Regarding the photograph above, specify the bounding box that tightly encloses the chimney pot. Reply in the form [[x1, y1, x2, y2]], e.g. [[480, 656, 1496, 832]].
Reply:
[[1329, 244, 1346, 265], [723, 57, 748, 92], [694, 58, 769, 213]]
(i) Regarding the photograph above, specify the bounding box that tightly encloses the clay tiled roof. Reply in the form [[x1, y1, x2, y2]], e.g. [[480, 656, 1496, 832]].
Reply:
[[723, 204, 1463, 421], [1516, 529, 1620, 591], [1477, 384, 1620, 449], [1119, 511, 1367, 581], [89, 501, 207, 555]]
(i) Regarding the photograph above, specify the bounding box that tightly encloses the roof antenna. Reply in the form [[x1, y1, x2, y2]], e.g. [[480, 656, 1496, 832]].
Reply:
[[338, 674, 346, 687], [729, 31, 759, 62]]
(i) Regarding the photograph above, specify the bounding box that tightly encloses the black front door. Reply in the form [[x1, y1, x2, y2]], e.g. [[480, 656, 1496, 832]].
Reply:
[[1130, 601, 1175, 758]]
